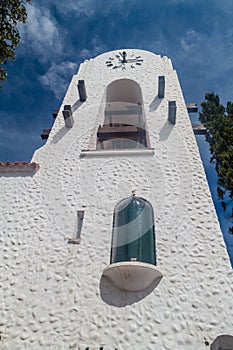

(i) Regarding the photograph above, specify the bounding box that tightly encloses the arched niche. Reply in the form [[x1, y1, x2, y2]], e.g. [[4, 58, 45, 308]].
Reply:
[[106, 79, 143, 104], [102, 194, 162, 292], [211, 335, 233, 350], [97, 79, 149, 150]]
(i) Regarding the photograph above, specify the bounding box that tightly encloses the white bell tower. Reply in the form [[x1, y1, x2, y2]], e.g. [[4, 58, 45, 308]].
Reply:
[[0, 49, 233, 350]]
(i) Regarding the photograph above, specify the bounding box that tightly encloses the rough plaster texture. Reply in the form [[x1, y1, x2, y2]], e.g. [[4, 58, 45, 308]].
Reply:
[[0, 49, 233, 350]]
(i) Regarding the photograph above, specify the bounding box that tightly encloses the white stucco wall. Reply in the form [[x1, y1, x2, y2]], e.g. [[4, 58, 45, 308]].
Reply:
[[0, 49, 232, 350]]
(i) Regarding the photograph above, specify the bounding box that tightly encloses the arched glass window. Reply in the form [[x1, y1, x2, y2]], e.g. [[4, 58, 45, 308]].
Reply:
[[111, 195, 156, 265], [211, 335, 233, 350], [97, 79, 149, 150], [103, 194, 162, 292]]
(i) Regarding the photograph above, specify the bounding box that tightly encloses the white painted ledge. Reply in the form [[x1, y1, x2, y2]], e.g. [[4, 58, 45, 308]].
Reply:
[[80, 148, 155, 157], [102, 261, 163, 292]]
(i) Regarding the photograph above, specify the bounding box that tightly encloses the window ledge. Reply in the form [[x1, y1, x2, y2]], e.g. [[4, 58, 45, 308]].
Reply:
[[80, 148, 154, 158], [103, 261, 163, 292]]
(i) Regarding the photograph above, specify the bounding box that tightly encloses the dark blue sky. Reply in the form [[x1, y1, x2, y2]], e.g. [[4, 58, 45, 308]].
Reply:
[[0, 0, 233, 261]]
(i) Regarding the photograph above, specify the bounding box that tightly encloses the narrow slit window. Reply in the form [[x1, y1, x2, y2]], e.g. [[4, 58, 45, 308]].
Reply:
[[67, 210, 84, 244]]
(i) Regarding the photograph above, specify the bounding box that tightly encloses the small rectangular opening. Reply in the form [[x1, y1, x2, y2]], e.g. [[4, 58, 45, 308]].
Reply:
[[77, 210, 84, 240], [67, 210, 84, 244]]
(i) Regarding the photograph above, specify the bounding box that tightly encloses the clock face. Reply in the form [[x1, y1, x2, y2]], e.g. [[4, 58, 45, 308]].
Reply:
[[105, 51, 143, 70]]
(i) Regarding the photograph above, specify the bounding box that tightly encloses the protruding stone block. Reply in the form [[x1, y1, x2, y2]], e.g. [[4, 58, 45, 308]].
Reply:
[[186, 103, 198, 113], [41, 128, 51, 140], [192, 123, 207, 135], [52, 109, 59, 118], [158, 76, 165, 98], [62, 105, 74, 128], [78, 80, 87, 101], [168, 101, 176, 125]]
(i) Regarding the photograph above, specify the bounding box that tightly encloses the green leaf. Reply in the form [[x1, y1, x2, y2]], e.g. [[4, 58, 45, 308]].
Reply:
[[200, 92, 233, 232], [0, 0, 30, 88]]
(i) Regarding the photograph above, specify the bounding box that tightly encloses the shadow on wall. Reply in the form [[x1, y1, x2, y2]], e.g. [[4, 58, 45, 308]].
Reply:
[[51, 100, 84, 144], [0, 171, 37, 178], [51, 125, 70, 144], [149, 95, 163, 112], [72, 99, 84, 114], [99, 275, 162, 307], [159, 121, 173, 141]]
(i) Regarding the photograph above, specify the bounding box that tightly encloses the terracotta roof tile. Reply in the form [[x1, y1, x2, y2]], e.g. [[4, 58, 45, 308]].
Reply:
[[0, 161, 40, 171]]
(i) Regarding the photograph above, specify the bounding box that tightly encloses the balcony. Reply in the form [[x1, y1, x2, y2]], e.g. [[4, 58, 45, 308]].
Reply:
[[97, 102, 147, 149], [103, 261, 163, 292]]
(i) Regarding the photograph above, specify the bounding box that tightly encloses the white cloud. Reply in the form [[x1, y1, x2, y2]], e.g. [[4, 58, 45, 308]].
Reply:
[[78, 48, 92, 59], [53, 0, 136, 18], [39, 62, 77, 100], [180, 29, 203, 52], [177, 25, 233, 106], [78, 36, 107, 60], [180, 27, 233, 75], [19, 4, 62, 60], [214, 0, 233, 13], [56, 0, 97, 17]]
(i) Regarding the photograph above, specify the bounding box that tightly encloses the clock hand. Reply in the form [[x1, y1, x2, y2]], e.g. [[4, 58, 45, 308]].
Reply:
[[113, 63, 122, 69], [125, 58, 143, 63]]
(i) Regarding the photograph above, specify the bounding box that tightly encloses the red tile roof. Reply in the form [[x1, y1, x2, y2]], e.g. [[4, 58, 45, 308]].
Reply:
[[0, 161, 40, 171]]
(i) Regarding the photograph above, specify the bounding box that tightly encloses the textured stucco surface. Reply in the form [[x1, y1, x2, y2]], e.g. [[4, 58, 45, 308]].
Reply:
[[0, 49, 233, 350]]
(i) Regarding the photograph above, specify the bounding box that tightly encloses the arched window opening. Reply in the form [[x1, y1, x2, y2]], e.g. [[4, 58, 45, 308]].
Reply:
[[211, 335, 233, 350], [102, 194, 162, 292], [97, 79, 149, 150], [111, 195, 156, 265]]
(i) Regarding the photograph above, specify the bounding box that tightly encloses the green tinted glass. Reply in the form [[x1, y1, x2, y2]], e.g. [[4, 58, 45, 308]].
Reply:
[[111, 196, 156, 265]]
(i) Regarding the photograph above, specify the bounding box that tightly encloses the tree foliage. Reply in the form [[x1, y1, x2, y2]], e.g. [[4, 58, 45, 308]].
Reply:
[[0, 0, 30, 86], [199, 93, 233, 233]]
